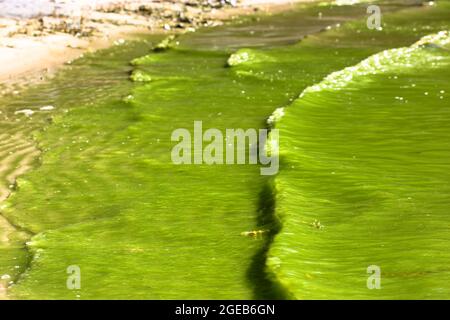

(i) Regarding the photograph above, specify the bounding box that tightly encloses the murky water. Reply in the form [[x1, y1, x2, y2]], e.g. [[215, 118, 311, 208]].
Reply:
[[0, 0, 449, 299], [270, 28, 450, 299]]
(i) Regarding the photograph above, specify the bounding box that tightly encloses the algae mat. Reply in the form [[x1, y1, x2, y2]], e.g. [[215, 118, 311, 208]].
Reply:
[[269, 5, 450, 299], [0, 1, 449, 299]]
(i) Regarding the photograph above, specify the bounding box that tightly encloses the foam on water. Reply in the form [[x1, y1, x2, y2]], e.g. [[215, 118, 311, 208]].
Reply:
[[298, 31, 450, 96]]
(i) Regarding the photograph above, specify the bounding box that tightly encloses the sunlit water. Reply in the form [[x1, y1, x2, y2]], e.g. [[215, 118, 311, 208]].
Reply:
[[0, 0, 449, 299], [270, 29, 450, 299]]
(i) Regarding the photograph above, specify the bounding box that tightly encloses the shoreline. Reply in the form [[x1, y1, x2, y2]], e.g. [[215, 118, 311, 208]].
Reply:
[[0, 0, 316, 300], [0, 0, 315, 93]]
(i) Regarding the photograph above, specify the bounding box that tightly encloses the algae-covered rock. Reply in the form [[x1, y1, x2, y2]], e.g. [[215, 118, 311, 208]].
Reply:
[[154, 35, 176, 52], [226, 48, 272, 67], [131, 54, 159, 66], [130, 70, 152, 82]]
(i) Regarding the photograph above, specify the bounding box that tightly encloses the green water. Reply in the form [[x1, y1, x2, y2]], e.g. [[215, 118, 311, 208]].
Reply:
[[270, 30, 450, 299], [0, 0, 449, 299], [0, 38, 163, 296]]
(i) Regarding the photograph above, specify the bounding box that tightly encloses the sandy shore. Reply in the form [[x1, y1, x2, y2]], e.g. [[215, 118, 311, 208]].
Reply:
[[0, 0, 315, 92]]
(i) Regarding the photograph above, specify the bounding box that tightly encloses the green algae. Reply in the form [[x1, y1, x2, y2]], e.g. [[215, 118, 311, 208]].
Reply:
[[1, 0, 449, 299], [0, 37, 162, 295], [226, 48, 274, 67], [130, 69, 153, 82], [154, 35, 177, 52], [269, 15, 450, 299]]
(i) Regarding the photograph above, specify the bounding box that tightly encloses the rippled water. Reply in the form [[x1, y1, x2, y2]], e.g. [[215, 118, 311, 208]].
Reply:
[[0, 37, 160, 295], [270, 29, 450, 299], [1, 0, 449, 299]]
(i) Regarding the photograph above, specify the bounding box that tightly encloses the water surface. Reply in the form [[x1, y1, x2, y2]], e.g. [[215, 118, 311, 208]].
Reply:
[[1, 0, 449, 299]]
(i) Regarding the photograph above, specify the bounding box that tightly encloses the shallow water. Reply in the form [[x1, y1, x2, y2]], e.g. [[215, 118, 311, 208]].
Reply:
[[1, 0, 449, 299], [0, 37, 161, 296], [270, 29, 450, 299]]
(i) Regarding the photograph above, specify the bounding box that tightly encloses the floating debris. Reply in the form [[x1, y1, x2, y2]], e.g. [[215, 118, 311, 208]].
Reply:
[[311, 219, 324, 229], [240, 230, 268, 238], [14, 109, 34, 116], [40, 105, 55, 111]]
